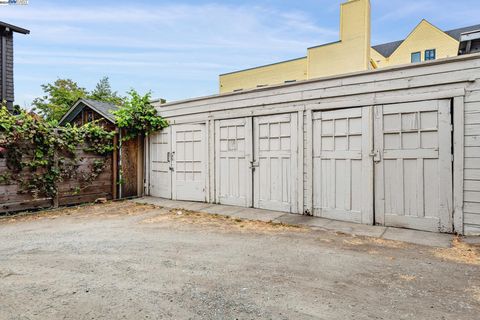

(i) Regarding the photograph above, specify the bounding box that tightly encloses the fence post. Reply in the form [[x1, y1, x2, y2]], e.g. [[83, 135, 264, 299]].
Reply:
[[112, 133, 118, 199], [52, 129, 59, 208]]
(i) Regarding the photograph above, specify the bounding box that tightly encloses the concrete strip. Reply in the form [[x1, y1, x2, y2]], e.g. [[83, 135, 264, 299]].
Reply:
[[319, 220, 387, 238], [462, 236, 480, 245], [273, 214, 333, 228], [230, 208, 285, 223], [134, 198, 455, 248], [173, 202, 214, 211], [382, 228, 453, 248], [197, 204, 245, 216], [134, 197, 177, 208]]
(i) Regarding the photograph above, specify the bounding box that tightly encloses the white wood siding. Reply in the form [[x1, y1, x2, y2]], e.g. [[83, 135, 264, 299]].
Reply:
[[464, 82, 480, 235], [149, 54, 480, 234]]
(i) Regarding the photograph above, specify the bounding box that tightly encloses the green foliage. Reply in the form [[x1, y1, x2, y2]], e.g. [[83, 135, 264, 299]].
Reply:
[[113, 89, 169, 141], [32, 79, 88, 122], [89, 76, 123, 105], [0, 105, 114, 198], [82, 122, 115, 155], [32, 77, 123, 122]]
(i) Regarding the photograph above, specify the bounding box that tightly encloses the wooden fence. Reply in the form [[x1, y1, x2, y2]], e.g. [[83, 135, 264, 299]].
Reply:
[[0, 148, 114, 214]]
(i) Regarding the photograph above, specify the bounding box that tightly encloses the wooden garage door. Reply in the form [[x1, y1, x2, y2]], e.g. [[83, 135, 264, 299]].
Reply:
[[215, 118, 253, 207], [253, 113, 298, 213], [172, 124, 206, 202], [149, 128, 171, 199], [374, 100, 453, 232], [312, 107, 373, 223]]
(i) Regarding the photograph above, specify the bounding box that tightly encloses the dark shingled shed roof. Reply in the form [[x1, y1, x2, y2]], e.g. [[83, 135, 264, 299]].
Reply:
[[59, 98, 119, 126], [372, 23, 480, 58], [81, 99, 119, 123]]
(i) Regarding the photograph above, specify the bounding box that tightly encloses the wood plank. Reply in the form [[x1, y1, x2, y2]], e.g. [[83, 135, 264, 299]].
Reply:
[[59, 193, 111, 206], [465, 112, 480, 124], [453, 96, 465, 234], [297, 109, 304, 214], [465, 191, 480, 203], [464, 202, 480, 213], [112, 133, 119, 199], [438, 100, 452, 232], [465, 169, 480, 180], [465, 90, 480, 103], [465, 147, 480, 158], [305, 109, 314, 214], [460, 213, 480, 225], [465, 124, 480, 136], [0, 198, 52, 213], [465, 224, 480, 235], [465, 180, 480, 191], [465, 136, 480, 147], [383, 149, 438, 159]]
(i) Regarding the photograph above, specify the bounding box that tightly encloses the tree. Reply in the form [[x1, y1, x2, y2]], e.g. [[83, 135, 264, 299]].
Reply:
[[32, 79, 87, 122], [113, 89, 169, 141], [89, 76, 122, 104]]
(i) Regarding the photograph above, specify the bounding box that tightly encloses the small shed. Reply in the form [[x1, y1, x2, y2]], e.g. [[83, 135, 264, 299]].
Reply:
[[60, 98, 144, 199]]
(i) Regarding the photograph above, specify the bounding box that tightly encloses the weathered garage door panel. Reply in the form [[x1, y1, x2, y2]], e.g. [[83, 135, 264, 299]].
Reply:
[[312, 107, 373, 224], [172, 124, 206, 202], [215, 118, 252, 207], [254, 113, 298, 213], [374, 101, 453, 232], [149, 128, 171, 199]]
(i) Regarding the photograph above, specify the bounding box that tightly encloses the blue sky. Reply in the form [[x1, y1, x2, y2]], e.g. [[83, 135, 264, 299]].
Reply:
[[2, 0, 480, 107]]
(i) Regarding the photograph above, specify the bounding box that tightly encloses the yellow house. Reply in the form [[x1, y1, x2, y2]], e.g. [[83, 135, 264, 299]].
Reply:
[[219, 0, 480, 94]]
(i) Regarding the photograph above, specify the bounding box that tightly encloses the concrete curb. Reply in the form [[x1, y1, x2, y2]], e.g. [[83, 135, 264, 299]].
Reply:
[[134, 197, 454, 248]]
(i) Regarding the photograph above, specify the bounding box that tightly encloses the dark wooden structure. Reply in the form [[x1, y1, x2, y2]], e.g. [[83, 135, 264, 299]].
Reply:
[[60, 99, 144, 199], [0, 21, 29, 112]]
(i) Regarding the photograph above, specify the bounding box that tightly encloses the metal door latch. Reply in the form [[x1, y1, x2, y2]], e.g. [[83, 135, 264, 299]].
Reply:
[[249, 161, 259, 169], [370, 150, 382, 163]]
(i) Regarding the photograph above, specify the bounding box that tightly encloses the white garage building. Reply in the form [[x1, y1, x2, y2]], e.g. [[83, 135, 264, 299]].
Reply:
[[146, 54, 480, 235]]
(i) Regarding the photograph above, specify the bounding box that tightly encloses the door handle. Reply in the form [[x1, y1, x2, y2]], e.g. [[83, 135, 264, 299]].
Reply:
[[249, 161, 259, 169], [370, 150, 382, 163]]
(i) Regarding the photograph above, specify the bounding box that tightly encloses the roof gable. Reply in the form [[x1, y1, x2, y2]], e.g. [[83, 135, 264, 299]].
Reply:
[[372, 21, 480, 58], [59, 98, 119, 126]]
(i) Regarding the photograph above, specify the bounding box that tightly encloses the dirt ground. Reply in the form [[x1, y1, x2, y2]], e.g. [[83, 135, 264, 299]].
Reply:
[[0, 201, 479, 320]]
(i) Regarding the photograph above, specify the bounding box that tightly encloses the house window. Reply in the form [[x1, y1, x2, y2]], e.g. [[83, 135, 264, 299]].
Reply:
[[411, 52, 421, 63], [425, 49, 436, 61], [87, 111, 94, 122]]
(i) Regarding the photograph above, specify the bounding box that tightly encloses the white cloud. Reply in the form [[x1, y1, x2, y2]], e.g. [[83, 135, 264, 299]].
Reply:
[[0, 2, 333, 104]]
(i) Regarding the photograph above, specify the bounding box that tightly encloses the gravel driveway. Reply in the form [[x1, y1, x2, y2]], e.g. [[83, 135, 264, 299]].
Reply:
[[0, 201, 479, 320]]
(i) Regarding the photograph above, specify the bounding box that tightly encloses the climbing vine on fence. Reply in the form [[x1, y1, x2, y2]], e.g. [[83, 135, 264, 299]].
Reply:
[[113, 89, 169, 141], [0, 106, 115, 198]]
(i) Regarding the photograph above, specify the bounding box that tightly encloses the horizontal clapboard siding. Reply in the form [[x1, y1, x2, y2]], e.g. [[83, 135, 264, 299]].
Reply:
[[464, 88, 480, 234]]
